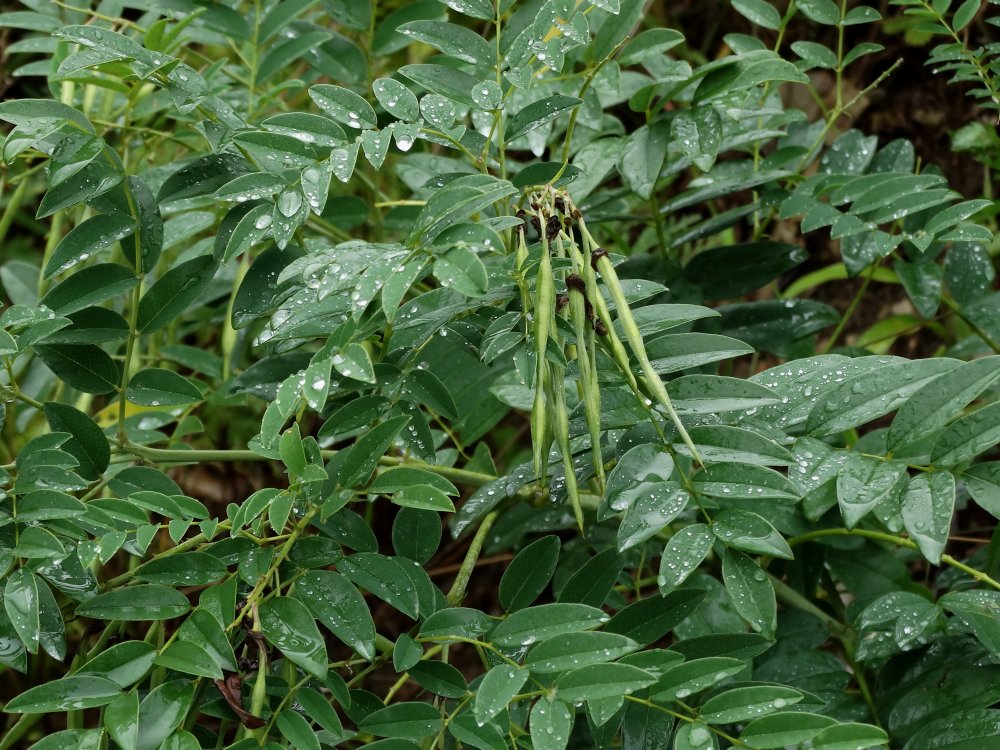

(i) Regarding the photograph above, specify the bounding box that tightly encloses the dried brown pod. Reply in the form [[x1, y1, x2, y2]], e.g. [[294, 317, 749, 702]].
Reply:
[[590, 247, 609, 269], [545, 215, 562, 241], [565, 274, 586, 293], [214, 673, 266, 729]]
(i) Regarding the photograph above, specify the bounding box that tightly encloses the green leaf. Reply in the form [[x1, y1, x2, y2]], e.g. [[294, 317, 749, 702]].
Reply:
[[135, 679, 194, 750], [739, 711, 837, 749], [889, 356, 1000, 451], [700, 685, 803, 724], [40, 263, 139, 315], [125, 368, 202, 406], [530, 698, 572, 750], [674, 723, 718, 750], [836, 455, 907, 529], [398, 21, 493, 65], [797, 0, 840, 24], [668, 375, 781, 414], [722, 549, 776, 637], [104, 691, 139, 750], [155, 641, 223, 679], [555, 663, 656, 703], [176, 609, 237, 672], [939, 590, 1000, 658], [499, 535, 560, 612], [158, 154, 253, 203], [619, 28, 686, 66], [373, 78, 419, 121], [137, 255, 218, 333], [338, 552, 420, 619], [6, 675, 121, 713], [506, 96, 582, 142], [932, 401, 1000, 466], [76, 585, 192, 621], [44, 213, 138, 279], [360, 702, 444, 738], [711, 511, 793, 560], [0, 98, 94, 133], [259, 596, 327, 679], [604, 588, 706, 646], [77, 641, 157, 688], [490, 603, 608, 649], [213, 172, 286, 203], [732, 0, 782, 28], [659, 524, 714, 595], [34, 344, 119, 394], [339, 416, 411, 487], [900, 472, 955, 565], [296, 686, 344, 735], [433, 246, 488, 297], [679, 425, 794, 467], [4, 568, 40, 653], [692, 464, 798, 502], [297, 570, 376, 660], [309, 84, 378, 129], [806, 359, 959, 436], [372, 468, 458, 496], [603, 444, 675, 518], [809, 723, 888, 750], [618, 120, 669, 200], [42, 402, 109, 480], [904, 709, 1000, 750], [133, 552, 227, 586], [391, 485, 455, 512], [557, 548, 624, 607], [399, 63, 480, 107], [526, 632, 638, 674], [473, 664, 529, 724], [617, 483, 690, 551], [409, 661, 468, 697], [650, 656, 747, 701], [276, 710, 320, 750], [672, 106, 723, 171]]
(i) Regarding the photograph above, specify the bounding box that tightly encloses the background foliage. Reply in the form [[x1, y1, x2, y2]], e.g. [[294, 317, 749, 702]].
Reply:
[[0, 0, 999, 748]]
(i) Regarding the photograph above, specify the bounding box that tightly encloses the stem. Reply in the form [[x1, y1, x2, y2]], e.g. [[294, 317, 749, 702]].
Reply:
[[447, 511, 498, 606], [821, 262, 876, 353], [787, 527, 1000, 591]]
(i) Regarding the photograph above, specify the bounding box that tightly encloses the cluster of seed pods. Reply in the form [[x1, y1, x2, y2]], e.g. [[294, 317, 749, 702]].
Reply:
[[514, 188, 701, 532]]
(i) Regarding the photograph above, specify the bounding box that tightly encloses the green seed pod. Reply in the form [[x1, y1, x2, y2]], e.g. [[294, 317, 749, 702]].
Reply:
[[547, 361, 584, 533], [586, 235, 702, 466], [567, 275, 605, 490], [532, 211, 556, 480]]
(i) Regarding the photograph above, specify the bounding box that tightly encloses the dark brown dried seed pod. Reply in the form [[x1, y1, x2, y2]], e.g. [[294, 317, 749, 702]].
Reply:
[[590, 247, 609, 269], [554, 196, 566, 214], [556, 293, 569, 311], [565, 274, 586, 293], [593, 318, 608, 336], [545, 215, 561, 241]]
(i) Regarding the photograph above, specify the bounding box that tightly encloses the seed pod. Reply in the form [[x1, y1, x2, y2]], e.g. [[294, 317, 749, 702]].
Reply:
[[532, 215, 556, 480], [588, 235, 702, 465], [568, 285, 606, 490], [545, 215, 562, 241], [548, 361, 585, 532]]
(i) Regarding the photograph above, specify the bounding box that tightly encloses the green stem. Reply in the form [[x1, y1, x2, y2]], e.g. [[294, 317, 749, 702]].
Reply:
[[787, 527, 1000, 590], [447, 511, 498, 606], [821, 262, 876, 353]]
